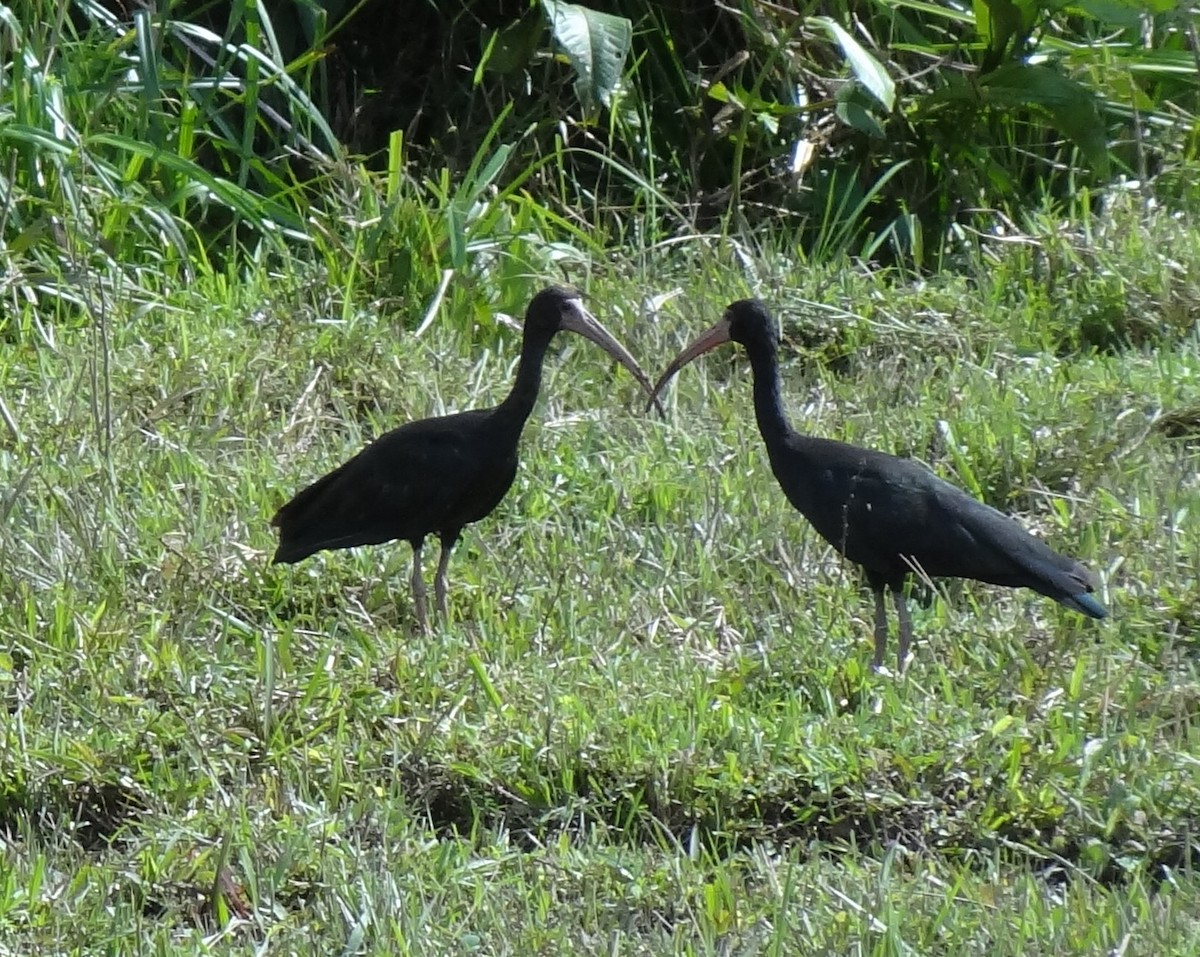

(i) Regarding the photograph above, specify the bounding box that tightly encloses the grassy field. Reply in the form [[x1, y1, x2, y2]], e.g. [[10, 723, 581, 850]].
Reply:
[[2, 198, 1200, 954]]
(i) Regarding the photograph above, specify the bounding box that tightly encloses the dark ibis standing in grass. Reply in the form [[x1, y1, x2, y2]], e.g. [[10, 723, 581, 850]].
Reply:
[[649, 299, 1107, 671], [272, 286, 662, 631]]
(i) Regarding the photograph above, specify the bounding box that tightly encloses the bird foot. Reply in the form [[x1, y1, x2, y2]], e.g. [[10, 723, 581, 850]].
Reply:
[[869, 656, 914, 678], [410, 596, 430, 636]]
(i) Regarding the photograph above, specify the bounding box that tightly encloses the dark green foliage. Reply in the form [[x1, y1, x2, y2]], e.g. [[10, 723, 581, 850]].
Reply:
[[5, 0, 1199, 315]]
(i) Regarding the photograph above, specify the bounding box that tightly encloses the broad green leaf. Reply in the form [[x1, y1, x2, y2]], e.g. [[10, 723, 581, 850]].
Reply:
[[541, 0, 632, 114], [976, 0, 1038, 66], [479, 14, 546, 76], [836, 100, 887, 138], [973, 0, 996, 47], [706, 81, 742, 108], [811, 16, 895, 111], [1045, 101, 1110, 177], [1011, 0, 1042, 28], [980, 63, 1091, 108], [980, 64, 1110, 174], [835, 84, 888, 138]]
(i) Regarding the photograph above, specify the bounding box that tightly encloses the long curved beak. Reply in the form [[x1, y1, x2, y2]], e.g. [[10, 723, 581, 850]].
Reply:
[[560, 301, 666, 418], [644, 316, 733, 413]]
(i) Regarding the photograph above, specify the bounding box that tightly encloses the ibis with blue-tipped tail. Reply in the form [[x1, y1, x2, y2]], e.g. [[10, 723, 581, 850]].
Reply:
[[649, 299, 1107, 672]]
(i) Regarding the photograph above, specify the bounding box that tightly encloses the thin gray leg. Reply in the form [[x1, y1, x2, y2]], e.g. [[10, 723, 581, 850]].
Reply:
[[872, 586, 889, 670], [893, 588, 913, 673], [434, 541, 452, 622], [410, 543, 428, 633]]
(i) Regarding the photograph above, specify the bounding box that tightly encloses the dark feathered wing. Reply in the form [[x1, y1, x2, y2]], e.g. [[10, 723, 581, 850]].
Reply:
[[271, 412, 505, 564], [271, 453, 378, 562], [780, 439, 1107, 620], [926, 479, 1107, 618]]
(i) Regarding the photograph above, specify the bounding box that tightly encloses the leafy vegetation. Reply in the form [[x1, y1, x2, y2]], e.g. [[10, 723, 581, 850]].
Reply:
[[3, 0, 1200, 952]]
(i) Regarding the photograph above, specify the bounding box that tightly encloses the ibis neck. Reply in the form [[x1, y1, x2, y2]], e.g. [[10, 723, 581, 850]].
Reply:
[[495, 329, 553, 430], [745, 340, 795, 449]]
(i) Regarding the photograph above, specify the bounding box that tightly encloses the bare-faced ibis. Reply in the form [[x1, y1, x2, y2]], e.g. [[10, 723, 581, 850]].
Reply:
[[273, 286, 661, 631], [650, 299, 1107, 671]]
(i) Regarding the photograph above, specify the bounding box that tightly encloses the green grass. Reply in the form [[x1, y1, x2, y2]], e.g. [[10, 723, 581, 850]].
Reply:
[[2, 198, 1200, 954]]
